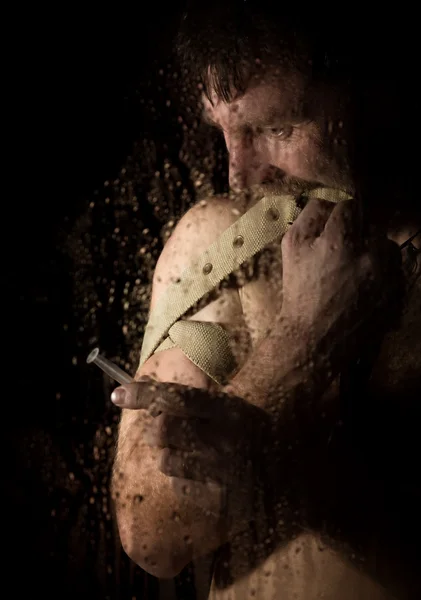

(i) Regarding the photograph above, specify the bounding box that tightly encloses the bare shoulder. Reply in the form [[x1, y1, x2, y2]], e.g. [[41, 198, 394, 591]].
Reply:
[[151, 196, 243, 306], [178, 195, 242, 237]]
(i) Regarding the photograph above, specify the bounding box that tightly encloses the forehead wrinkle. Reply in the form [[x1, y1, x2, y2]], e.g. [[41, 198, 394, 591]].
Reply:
[[239, 80, 306, 124], [202, 78, 306, 132], [245, 106, 291, 128]]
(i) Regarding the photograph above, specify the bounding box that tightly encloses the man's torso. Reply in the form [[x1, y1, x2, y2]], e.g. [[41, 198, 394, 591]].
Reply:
[[186, 199, 421, 599]]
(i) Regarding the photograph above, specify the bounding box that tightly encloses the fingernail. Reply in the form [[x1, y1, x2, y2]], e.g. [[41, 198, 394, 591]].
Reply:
[[111, 388, 126, 406]]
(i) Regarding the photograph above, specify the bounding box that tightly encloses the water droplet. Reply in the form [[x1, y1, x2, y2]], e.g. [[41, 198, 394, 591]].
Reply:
[[266, 208, 280, 221], [233, 235, 244, 248]]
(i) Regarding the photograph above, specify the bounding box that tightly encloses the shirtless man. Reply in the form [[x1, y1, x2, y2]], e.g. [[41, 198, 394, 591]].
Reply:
[[111, 3, 421, 598]]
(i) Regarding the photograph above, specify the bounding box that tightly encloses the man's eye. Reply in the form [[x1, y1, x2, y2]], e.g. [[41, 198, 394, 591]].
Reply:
[[267, 125, 294, 140]]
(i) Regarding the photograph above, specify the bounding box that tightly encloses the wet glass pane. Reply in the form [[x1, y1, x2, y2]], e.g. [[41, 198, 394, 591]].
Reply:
[[10, 3, 420, 599]]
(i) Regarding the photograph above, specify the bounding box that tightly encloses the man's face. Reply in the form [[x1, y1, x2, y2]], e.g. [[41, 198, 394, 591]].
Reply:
[[202, 68, 354, 198]]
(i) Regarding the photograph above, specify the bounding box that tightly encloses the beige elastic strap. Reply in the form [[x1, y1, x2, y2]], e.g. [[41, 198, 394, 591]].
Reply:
[[154, 320, 237, 385], [139, 188, 352, 384]]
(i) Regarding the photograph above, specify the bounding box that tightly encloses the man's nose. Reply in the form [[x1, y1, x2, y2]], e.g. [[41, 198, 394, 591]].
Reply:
[[227, 133, 267, 192]]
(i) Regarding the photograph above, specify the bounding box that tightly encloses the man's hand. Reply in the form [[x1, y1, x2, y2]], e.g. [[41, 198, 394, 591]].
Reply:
[[280, 198, 403, 363], [227, 197, 404, 414], [112, 381, 271, 530]]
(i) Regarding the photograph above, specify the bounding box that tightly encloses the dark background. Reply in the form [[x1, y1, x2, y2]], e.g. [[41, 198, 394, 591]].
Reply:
[[5, 6, 205, 599]]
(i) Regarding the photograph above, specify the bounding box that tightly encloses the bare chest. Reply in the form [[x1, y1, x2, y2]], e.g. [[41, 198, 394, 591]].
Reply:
[[215, 256, 420, 600], [209, 534, 396, 600]]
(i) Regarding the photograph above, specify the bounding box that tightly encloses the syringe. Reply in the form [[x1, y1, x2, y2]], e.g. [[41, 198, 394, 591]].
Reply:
[[86, 348, 134, 385]]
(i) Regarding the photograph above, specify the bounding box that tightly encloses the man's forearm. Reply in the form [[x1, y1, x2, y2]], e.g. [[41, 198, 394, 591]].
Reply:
[[225, 315, 334, 419], [220, 315, 340, 538], [113, 317, 339, 572], [113, 409, 228, 577]]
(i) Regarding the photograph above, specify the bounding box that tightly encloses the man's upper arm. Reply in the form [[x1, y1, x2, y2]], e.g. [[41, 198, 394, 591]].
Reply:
[[114, 199, 248, 575], [135, 198, 246, 388]]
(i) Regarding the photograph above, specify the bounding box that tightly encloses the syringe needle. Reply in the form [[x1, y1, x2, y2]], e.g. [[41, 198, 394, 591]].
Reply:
[[86, 348, 134, 385]]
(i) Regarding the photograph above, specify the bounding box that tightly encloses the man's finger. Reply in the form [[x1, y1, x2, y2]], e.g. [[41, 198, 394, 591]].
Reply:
[[170, 473, 225, 518], [324, 199, 363, 250], [287, 198, 334, 246], [111, 380, 228, 418], [111, 379, 156, 410], [145, 413, 209, 452], [160, 448, 227, 484]]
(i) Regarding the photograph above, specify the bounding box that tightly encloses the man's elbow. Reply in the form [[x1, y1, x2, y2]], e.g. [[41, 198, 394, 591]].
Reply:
[[117, 514, 191, 579], [122, 542, 189, 579]]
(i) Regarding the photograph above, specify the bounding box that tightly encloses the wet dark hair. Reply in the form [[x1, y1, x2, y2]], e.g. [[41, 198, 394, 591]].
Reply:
[[176, 2, 419, 219], [176, 1, 360, 102]]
